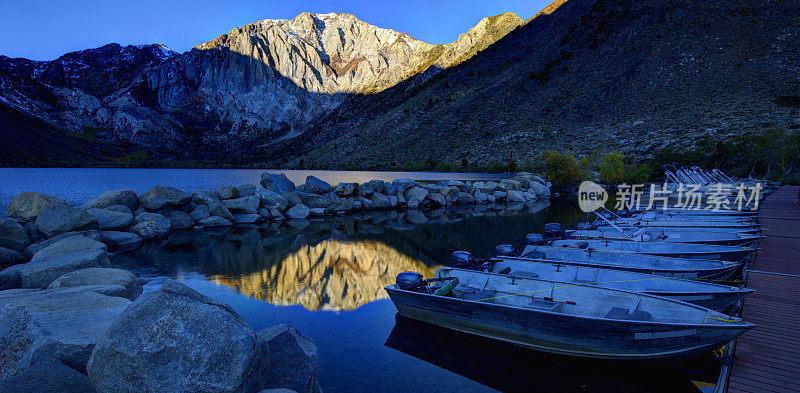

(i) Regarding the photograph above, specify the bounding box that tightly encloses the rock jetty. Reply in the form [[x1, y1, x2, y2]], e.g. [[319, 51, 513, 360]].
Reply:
[[0, 172, 550, 266]]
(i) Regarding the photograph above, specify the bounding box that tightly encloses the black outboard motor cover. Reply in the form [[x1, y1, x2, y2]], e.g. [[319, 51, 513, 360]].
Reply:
[[525, 233, 546, 245], [543, 223, 566, 241], [494, 244, 515, 256], [397, 272, 425, 291], [450, 251, 475, 268]]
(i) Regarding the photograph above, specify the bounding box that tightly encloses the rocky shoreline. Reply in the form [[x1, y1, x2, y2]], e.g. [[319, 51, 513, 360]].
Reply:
[[0, 171, 549, 393]]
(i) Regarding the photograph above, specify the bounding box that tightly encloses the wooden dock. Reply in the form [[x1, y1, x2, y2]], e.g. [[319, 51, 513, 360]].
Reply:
[[725, 186, 800, 393]]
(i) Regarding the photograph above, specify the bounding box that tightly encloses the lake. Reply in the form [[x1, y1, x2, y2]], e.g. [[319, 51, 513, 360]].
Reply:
[[0, 168, 719, 392]]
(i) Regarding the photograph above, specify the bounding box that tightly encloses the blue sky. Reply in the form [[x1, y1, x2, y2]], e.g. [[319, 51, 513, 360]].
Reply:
[[0, 0, 551, 60]]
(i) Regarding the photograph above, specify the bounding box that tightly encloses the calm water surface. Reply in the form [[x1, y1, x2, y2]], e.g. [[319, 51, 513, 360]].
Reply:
[[1, 168, 718, 392]]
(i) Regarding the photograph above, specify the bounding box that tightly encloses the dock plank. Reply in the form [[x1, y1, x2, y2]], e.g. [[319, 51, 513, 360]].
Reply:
[[726, 186, 800, 393]]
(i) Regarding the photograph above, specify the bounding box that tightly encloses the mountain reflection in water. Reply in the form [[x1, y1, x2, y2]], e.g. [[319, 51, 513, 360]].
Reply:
[[111, 199, 575, 312]]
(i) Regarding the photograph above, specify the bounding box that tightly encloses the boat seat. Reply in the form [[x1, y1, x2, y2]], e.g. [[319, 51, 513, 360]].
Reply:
[[513, 271, 539, 279], [526, 299, 562, 312], [604, 306, 652, 321], [459, 289, 497, 301]]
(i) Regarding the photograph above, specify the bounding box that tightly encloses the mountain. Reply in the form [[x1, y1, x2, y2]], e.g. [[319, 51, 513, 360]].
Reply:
[[0, 12, 522, 164], [282, 0, 800, 169]]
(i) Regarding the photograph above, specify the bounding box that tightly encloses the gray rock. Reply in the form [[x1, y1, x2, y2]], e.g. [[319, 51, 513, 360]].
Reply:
[[86, 280, 271, 393], [456, 192, 475, 204], [138, 185, 191, 211], [222, 195, 260, 214], [0, 237, 110, 290], [215, 185, 240, 200], [303, 176, 331, 194], [189, 204, 211, 221], [256, 188, 289, 211], [198, 216, 233, 227], [368, 180, 385, 194], [48, 268, 143, 300], [99, 231, 143, 247], [324, 198, 352, 214], [257, 324, 319, 393], [35, 206, 98, 238], [192, 190, 219, 205], [208, 201, 235, 221], [285, 204, 310, 219], [297, 192, 331, 209], [168, 211, 194, 229], [5, 192, 69, 223], [0, 286, 131, 377], [308, 208, 326, 216], [0, 218, 29, 252], [506, 190, 526, 202], [260, 172, 296, 193], [501, 179, 522, 191], [357, 182, 373, 196], [487, 194, 497, 203], [474, 191, 489, 203], [23, 231, 101, 258], [133, 212, 170, 229], [85, 208, 133, 230], [237, 184, 256, 197], [439, 180, 466, 187], [392, 178, 416, 190], [129, 220, 170, 240], [79, 190, 138, 211], [281, 192, 302, 207], [0, 247, 25, 265], [531, 182, 550, 198], [0, 353, 95, 393], [492, 190, 508, 201], [426, 193, 445, 206], [104, 204, 133, 214], [333, 182, 357, 197], [369, 192, 391, 209], [269, 208, 285, 221], [322, 192, 341, 204], [233, 213, 260, 224], [388, 196, 398, 207], [404, 186, 429, 202], [257, 208, 272, 220]]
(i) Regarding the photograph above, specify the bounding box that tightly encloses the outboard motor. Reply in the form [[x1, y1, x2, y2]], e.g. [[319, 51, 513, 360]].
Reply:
[[543, 223, 566, 241], [450, 251, 476, 268], [494, 244, 516, 257], [525, 233, 546, 245], [396, 272, 425, 291]]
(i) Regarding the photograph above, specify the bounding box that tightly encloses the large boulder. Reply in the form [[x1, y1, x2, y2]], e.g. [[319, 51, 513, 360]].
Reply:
[[86, 280, 271, 393], [0, 286, 131, 377], [130, 213, 170, 240], [333, 182, 357, 197], [257, 324, 320, 393], [189, 204, 211, 222], [237, 184, 256, 197], [531, 182, 551, 198], [221, 196, 260, 214], [296, 193, 331, 209], [368, 180, 385, 194], [48, 268, 142, 300], [256, 188, 289, 211], [207, 201, 236, 221], [23, 231, 101, 258], [5, 192, 69, 223], [35, 206, 98, 238], [0, 247, 25, 265], [85, 208, 133, 230], [303, 176, 331, 194], [426, 193, 445, 206], [99, 231, 143, 247], [281, 192, 302, 207], [285, 204, 310, 219], [369, 192, 391, 209], [138, 185, 191, 211], [197, 216, 233, 227], [324, 199, 353, 214], [0, 237, 110, 290], [0, 354, 95, 393], [168, 211, 194, 229], [403, 186, 429, 203], [0, 219, 29, 252], [191, 190, 219, 205], [260, 173, 296, 193], [79, 190, 138, 210], [507, 190, 526, 202], [215, 185, 240, 200]]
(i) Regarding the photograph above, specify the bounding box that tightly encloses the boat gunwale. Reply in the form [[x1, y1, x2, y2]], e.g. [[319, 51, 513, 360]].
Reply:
[[503, 255, 742, 275]]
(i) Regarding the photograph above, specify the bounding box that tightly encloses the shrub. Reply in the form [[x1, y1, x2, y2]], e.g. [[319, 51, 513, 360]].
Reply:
[[540, 150, 588, 189]]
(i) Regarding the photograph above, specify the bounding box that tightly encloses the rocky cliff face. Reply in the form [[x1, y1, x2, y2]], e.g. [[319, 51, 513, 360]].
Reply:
[[0, 12, 521, 163]]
